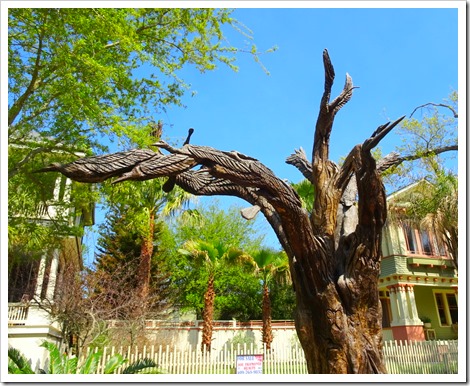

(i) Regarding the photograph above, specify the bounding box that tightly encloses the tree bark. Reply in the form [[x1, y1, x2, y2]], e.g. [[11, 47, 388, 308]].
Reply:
[[201, 273, 215, 352], [137, 211, 155, 302], [262, 283, 273, 350], [39, 49, 416, 373]]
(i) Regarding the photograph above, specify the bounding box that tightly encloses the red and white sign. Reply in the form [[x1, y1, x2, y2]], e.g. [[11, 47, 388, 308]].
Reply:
[[236, 354, 263, 374]]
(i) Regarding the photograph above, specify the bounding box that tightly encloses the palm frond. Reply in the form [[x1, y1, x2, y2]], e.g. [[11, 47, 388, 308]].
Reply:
[[103, 354, 127, 374], [122, 358, 160, 374], [8, 347, 35, 374]]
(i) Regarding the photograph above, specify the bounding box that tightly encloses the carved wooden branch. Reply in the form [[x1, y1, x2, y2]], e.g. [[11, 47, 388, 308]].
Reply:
[[37, 50, 410, 374], [313, 50, 355, 162], [286, 147, 312, 180], [36, 149, 158, 182]]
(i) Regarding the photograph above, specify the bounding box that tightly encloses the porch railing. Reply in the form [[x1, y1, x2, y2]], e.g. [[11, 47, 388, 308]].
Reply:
[[8, 303, 29, 325]]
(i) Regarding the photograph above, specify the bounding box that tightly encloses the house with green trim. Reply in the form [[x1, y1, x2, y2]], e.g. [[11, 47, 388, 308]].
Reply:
[[379, 181, 458, 342]]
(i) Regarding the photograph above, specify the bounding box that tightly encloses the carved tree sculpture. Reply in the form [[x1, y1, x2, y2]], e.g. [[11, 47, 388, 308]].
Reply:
[[39, 50, 406, 374]]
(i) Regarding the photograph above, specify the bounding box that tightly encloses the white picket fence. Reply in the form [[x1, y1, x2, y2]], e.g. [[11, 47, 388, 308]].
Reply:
[[81, 340, 457, 374], [383, 340, 458, 374]]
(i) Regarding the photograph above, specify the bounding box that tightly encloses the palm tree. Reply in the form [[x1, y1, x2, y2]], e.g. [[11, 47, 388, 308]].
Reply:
[[252, 249, 290, 350], [101, 178, 192, 302], [179, 240, 252, 352]]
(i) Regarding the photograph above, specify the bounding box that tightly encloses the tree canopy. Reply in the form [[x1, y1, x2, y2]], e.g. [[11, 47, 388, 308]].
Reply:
[[166, 203, 265, 321], [8, 8, 256, 162], [381, 91, 458, 189], [8, 8, 268, 255]]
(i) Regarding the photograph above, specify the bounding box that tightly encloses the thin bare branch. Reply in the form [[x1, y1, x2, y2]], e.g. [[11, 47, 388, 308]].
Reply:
[[410, 102, 458, 118]]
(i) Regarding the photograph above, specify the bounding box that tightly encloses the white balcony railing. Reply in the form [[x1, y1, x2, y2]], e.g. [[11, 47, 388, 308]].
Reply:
[[8, 303, 29, 325]]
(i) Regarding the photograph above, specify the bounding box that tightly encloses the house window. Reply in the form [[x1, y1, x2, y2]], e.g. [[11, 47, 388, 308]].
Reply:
[[447, 294, 458, 324], [420, 230, 433, 255], [8, 255, 40, 302], [403, 223, 418, 253], [402, 222, 447, 257], [379, 290, 392, 328], [433, 291, 458, 326]]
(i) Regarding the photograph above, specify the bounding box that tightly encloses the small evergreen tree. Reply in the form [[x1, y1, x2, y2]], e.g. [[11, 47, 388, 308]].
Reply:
[[94, 204, 174, 317]]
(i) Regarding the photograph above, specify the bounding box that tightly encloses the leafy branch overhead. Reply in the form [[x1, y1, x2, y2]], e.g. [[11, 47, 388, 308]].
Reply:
[[8, 8, 273, 178]]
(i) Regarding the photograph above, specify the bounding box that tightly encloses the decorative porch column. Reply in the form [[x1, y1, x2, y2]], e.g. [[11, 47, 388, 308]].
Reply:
[[388, 286, 399, 325], [395, 284, 411, 322], [45, 249, 60, 301], [387, 284, 424, 341], [405, 284, 421, 323], [34, 255, 47, 299]]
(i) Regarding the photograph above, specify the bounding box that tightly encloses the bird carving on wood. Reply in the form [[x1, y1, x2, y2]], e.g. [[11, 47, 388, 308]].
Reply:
[[162, 128, 194, 192], [184, 128, 194, 145], [150, 121, 163, 140]]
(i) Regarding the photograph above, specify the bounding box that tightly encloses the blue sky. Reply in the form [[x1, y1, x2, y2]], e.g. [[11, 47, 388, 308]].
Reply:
[[76, 4, 462, 262], [160, 6, 458, 169]]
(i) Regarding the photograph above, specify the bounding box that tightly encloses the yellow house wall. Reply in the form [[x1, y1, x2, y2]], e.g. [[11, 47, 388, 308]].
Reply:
[[382, 222, 408, 258], [414, 286, 457, 340]]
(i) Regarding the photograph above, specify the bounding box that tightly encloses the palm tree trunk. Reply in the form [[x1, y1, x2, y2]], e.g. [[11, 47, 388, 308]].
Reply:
[[201, 273, 215, 352], [262, 282, 273, 350], [137, 211, 155, 302]]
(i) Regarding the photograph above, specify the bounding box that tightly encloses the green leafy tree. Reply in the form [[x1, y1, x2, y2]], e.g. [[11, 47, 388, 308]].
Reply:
[[383, 93, 458, 266], [382, 91, 457, 189], [167, 203, 264, 321], [94, 205, 173, 316], [173, 203, 264, 251], [269, 277, 296, 320], [8, 8, 265, 163], [214, 263, 262, 321]]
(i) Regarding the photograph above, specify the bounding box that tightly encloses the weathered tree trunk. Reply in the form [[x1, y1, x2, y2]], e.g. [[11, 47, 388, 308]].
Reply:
[[39, 49, 407, 373], [201, 273, 215, 352], [262, 283, 273, 350], [291, 150, 387, 373]]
